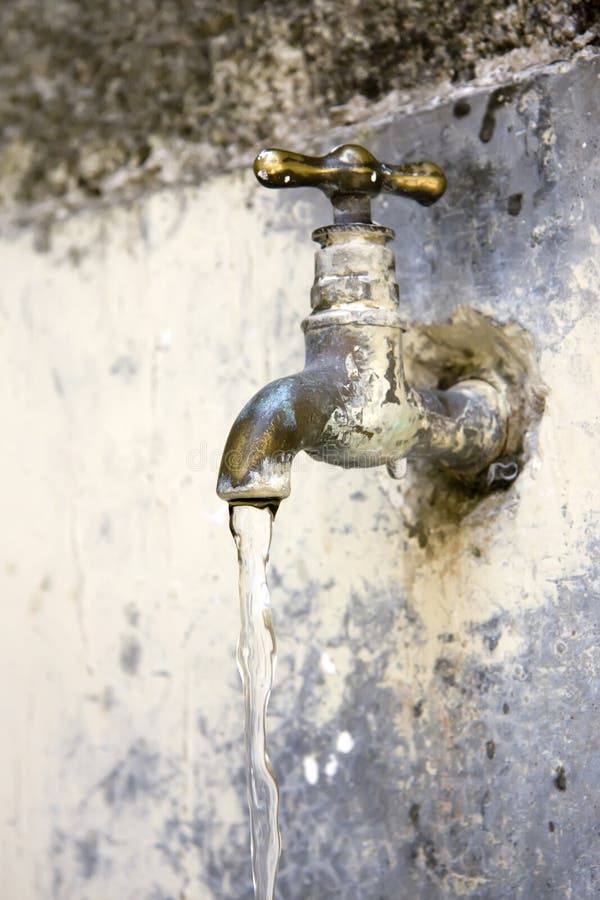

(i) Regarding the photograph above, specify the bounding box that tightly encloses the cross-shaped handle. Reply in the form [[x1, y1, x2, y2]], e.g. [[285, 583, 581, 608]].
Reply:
[[253, 143, 446, 224]]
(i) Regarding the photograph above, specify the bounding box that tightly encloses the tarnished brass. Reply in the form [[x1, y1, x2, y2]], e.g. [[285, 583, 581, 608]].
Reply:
[[254, 144, 447, 224], [217, 145, 511, 507]]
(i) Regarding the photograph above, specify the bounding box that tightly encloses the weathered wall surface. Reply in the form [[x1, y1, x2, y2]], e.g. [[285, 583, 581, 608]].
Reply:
[[0, 43, 599, 900], [0, 0, 597, 218]]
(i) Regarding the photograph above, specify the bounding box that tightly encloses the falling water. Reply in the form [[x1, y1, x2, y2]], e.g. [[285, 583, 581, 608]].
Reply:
[[230, 504, 281, 900]]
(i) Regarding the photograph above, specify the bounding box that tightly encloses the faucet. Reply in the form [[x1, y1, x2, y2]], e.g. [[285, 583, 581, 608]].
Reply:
[[217, 144, 510, 508]]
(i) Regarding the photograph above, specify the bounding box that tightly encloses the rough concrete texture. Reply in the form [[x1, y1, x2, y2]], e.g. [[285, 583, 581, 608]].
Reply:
[[0, 0, 598, 218], [1, 47, 599, 900]]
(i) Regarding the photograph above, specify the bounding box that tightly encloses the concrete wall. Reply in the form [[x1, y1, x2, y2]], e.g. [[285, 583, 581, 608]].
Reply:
[[0, 49, 599, 899], [1, 0, 597, 216]]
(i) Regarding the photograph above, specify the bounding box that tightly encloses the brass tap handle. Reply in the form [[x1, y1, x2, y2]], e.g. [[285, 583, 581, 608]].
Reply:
[[253, 143, 447, 224]]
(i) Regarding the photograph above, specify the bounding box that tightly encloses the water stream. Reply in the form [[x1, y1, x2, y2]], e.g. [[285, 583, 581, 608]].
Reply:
[[230, 504, 281, 900]]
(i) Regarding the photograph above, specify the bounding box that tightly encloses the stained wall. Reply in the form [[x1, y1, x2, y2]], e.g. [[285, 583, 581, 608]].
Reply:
[[0, 46, 599, 899]]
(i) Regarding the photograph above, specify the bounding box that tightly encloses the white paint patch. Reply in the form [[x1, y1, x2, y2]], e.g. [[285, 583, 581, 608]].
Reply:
[[156, 329, 172, 351], [302, 755, 319, 785], [284, 174, 291, 183], [320, 652, 336, 675], [371, 171, 377, 182], [336, 731, 354, 753], [324, 754, 338, 778]]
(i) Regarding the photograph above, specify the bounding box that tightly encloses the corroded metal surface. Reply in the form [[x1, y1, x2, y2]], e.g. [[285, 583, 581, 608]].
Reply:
[[217, 190, 510, 504]]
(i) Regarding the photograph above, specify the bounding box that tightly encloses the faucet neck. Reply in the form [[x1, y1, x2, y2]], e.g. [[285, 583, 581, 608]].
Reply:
[[304, 222, 404, 333]]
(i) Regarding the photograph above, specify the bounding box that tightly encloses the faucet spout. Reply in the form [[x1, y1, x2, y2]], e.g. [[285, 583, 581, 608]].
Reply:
[[216, 369, 339, 505], [217, 338, 508, 507]]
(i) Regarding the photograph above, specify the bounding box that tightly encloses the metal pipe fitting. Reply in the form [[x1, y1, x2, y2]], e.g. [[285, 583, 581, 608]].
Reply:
[[217, 145, 509, 507]]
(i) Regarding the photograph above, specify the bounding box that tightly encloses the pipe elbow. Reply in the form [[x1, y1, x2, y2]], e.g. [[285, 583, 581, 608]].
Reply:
[[216, 372, 336, 505]]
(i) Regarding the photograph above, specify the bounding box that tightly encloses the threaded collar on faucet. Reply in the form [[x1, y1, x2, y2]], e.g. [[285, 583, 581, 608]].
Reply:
[[312, 223, 395, 247]]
